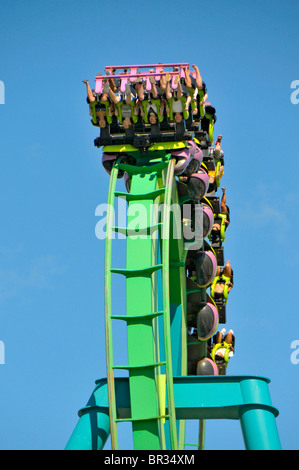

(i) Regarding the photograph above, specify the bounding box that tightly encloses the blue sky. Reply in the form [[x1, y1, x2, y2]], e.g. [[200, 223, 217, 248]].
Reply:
[[0, 0, 298, 450]]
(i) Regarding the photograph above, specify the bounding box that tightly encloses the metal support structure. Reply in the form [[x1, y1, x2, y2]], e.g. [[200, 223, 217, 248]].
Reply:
[[65, 375, 281, 450], [72, 62, 281, 451], [102, 152, 187, 450]]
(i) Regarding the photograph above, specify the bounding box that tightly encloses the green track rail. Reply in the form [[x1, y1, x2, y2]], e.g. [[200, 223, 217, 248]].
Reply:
[[104, 151, 187, 450]]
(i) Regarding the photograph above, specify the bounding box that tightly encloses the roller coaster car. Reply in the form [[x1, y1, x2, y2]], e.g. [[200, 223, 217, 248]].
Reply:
[[202, 150, 216, 172], [187, 333, 203, 375], [209, 219, 227, 267], [209, 329, 235, 375], [210, 215, 226, 244], [214, 300, 226, 324], [187, 169, 210, 201], [95, 123, 194, 149], [194, 133, 210, 153], [186, 241, 218, 288], [178, 168, 209, 202], [182, 140, 203, 174], [208, 210, 227, 265], [204, 195, 220, 214], [186, 279, 219, 338], [210, 268, 233, 302], [187, 335, 198, 375], [101, 152, 136, 177], [196, 357, 218, 376], [94, 128, 194, 149], [200, 105, 217, 144], [181, 202, 214, 244], [195, 301, 219, 341], [195, 250, 217, 287], [212, 246, 225, 267], [209, 268, 233, 324], [91, 63, 209, 149], [170, 145, 193, 176], [200, 203, 214, 240], [187, 333, 219, 376]]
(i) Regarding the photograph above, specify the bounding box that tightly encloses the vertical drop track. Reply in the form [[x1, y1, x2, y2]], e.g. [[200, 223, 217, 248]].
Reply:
[[104, 151, 187, 450]]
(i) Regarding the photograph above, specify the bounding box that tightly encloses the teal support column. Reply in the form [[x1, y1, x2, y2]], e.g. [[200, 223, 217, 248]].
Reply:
[[65, 378, 125, 450], [239, 406, 281, 450], [239, 378, 281, 450], [65, 376, 280, 450], [65, 407, 110, 450]]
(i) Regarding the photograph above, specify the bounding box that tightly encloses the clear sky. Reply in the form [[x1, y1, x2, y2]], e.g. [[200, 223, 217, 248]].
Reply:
[[0, 0, 298, 450]]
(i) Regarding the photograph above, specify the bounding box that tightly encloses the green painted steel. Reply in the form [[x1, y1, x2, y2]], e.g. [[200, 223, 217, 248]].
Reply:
[[67, 131, 281, 450], [124, 159, 165, 450], [72, 66, 281, 452], [102, 152, 187, 450], [104, 159, 120, 450], [160, 158, 179, 450]]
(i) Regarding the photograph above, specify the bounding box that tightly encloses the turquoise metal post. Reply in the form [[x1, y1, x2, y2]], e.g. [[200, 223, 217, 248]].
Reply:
[[65, 407, 110, 450], [65, 375, 280, 450], [240, 406, 281, 450], [239, 378, 281, 450], [65, 378, 118, 450]]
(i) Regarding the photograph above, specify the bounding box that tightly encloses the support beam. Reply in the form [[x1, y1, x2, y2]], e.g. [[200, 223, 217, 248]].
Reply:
[[65, 375, 281, 450]]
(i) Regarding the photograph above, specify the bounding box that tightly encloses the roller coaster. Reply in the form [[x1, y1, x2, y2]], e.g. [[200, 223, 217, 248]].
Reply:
[[66, 63, 281, 451]]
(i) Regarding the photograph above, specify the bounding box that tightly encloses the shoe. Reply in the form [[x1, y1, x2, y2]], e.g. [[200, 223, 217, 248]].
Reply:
[[103, 82, 110, 94], [125, 82, 132, 95]]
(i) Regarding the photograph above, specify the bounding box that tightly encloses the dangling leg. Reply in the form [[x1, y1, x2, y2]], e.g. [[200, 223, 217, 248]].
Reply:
[[135, 80, 145, 101], [214, 135, 223, 158], [182, 66, 192, 89], [215, 165, 224, 184], [149, 76, 158, 99], [101, 81, 110, 102], [108, 78, 117, 92], [108, 86, 121, 104], [108, 102, 115, 118], [83, 80, 95, 102], [125, 83, 133, 104], [222, 260, 232, 278], [185, 95, 191, 111], [224, 329, 234, 348], [133, 99, 142, 117], [159, 98, 165, 118], [215, 328, 226, 344], [192, 64, 203, 89], [164, 74, 172, 99], [176, 80, 183, 98], [159, 73, 167, 92], [220, 187, 227, 213], [222, 260, 233, 293]]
